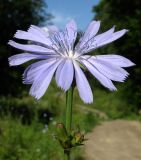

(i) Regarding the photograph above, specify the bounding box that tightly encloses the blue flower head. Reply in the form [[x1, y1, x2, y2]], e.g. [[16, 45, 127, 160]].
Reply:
[[8, 20, 135, 103]]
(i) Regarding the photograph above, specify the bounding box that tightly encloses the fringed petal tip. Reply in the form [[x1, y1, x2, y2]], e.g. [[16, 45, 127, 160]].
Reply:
[[8, 55, 20, 66], [8, 40, 13, 46], [91, 20, 101, 26], [29, 87, 42, 100], [67, 19, 77, 25], [9, 54, 22, 67], [109, 87, 117, 91], [56, 80, 72, 92], [57, 85, 68, 92], [120, 29, 129, 34], [83, 98, 93, 104], [8, 40, 18, 49], [13, 30, 30, 39], [22, 77, 26, 84], [14, 30, 21, 38], [57, 83, 93, 104], [8, 57, 13, 66], [27, 25, 35, 32], [128, 61, 136, 67], [29, 91, 40, 100], [22, 79, 31, 85]]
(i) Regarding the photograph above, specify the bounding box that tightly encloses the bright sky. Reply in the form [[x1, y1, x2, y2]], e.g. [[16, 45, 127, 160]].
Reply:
[[46, 0, 100, 30]]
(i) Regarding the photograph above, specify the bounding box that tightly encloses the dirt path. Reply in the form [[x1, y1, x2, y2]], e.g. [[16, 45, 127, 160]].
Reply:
[[84, 120, 141, 160]]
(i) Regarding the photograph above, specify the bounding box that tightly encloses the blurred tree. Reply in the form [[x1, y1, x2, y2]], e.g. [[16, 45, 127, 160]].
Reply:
[[92, 0, 141, 109], [0, 0, 53, 96]]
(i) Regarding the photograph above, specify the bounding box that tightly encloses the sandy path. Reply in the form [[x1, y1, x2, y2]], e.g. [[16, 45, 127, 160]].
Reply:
[[84, 120, 141, 160]]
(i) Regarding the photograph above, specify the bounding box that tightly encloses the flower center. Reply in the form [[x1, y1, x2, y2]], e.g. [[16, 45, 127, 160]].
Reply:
[[68, 50, 74, 58], [64, 50, 78, 59], [62, 51, 78, 59]]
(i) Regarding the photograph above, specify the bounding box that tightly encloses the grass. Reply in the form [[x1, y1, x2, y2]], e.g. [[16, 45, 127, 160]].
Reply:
[[0, 81, 140, 159], [0, 117, 64, 160]]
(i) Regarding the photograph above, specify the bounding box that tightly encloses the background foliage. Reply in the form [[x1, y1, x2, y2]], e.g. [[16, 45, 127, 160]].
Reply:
[[92, 0, 141, 109], [0, 0, 52, 96]]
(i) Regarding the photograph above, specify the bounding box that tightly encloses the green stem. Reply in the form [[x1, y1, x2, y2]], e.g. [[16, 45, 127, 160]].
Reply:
[[64, 151, 70, 160], [65, 86, 73, 132], [64, 86, 74, 160]]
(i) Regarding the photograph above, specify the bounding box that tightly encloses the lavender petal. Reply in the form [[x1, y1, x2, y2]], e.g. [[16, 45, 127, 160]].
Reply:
[[29, 59, 62, 99], [94, 55, 135, 67], [88, 57, 129, 82], [14, 30, 52, 46], [73, 60, 93, 103], [28, 25, 60, 51], [75, 21, 100, 51], [75, 26, 115, 55], [55, 59, 74, 91], [28, 25, 49, 39], [93, 26, 115, 44], [64, 20, 77, 50], [81, 59, 117, 91], [82, 21, 100, 41], [47, 25, 59, 32], [8, 40, 56, 54], [55, 59, 65, 83], [97, 29, 128, 48], [23, 59, 57, 84], [8, 53, 51, 66]]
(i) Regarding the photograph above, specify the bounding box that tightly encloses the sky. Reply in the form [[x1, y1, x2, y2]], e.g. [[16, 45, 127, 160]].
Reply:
[[46, 0, 100, 30]]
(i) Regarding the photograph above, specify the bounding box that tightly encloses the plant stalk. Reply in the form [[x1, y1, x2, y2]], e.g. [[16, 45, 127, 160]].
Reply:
[[64, 151, 70, 160], [64, 86, 74, 160], [65, 86, 73, 132]]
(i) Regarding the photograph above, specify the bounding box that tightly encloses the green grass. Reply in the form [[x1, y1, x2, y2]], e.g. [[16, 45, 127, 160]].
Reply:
[[0, 117, 63, 160], [0, 82, 140, 160]]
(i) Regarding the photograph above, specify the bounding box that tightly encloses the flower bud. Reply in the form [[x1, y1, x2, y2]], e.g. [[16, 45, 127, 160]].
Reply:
[[56, 123, 68, 142], [75, 132, 84, 144]]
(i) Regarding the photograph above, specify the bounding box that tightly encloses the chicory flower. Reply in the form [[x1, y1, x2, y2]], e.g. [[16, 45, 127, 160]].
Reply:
[[8, 20, 135, 103]]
